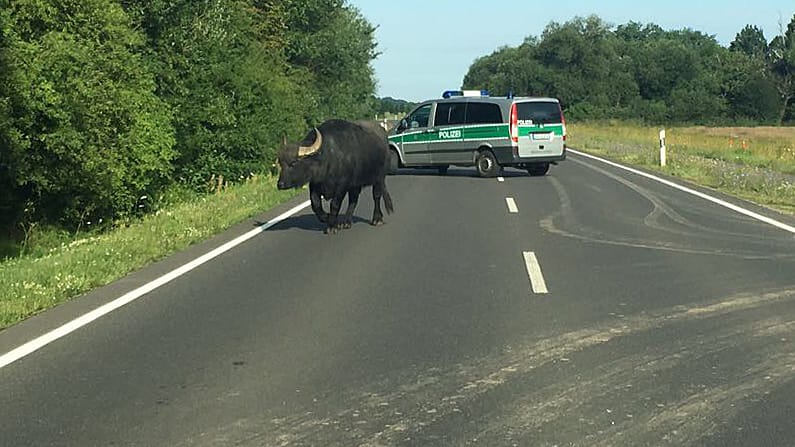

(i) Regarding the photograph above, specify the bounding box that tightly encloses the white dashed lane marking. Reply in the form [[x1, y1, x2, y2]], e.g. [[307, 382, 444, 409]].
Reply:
[[506, 197, 519, 213], [523, 251, 549, 294]]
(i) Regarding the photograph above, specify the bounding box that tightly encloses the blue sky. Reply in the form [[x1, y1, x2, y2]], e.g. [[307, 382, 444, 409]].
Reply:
[[347, 0, 795, 102]]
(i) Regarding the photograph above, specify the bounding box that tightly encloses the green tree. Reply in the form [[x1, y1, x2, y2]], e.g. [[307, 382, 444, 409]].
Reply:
[[615, 22, 664, 42], [720, 49, 779, 122], [730, 25, 768, 57], [465, 16, 640, 120], [0, 0, 175, 229], [0, 9, 17, 228], [768, 14, 795, 124], [122, 0, 306, 187], [280, 0, 379, 122], [463, 43, 551, 99]]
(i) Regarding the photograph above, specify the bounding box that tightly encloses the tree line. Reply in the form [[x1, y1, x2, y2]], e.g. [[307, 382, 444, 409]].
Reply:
[[0, 0, 378, 232], [463, 15, 795, 126]]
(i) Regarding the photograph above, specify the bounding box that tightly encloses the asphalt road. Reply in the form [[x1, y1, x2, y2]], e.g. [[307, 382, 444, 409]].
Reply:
[[2, 151, 795, 446]]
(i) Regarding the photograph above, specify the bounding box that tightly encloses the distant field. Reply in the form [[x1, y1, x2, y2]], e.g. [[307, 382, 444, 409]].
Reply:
[[568, 122, 795, 215]]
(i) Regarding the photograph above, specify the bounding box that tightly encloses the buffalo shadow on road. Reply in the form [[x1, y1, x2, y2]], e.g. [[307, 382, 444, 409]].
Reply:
[[257, 213, 372, 233]]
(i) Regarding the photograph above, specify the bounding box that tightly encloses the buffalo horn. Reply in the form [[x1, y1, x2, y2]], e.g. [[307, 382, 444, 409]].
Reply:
[[297, 128, 323, 157]]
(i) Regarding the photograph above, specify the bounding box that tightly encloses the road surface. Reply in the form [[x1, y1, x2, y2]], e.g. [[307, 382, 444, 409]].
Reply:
[[2, 150, 795, 446]]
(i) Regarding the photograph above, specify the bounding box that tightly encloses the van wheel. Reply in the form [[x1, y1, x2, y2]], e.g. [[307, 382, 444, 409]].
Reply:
[[387, 150, 399, 175], [437, 165, 449, 175], [475, 151, 499, 178], [527, 162, 550, 176]]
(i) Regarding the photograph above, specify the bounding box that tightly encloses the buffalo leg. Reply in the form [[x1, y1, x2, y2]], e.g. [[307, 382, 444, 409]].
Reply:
[[371, 181, 385, 226], [309, 183, 328, 223], [342, 186, 361, 229], [325, 195, 344, 234]]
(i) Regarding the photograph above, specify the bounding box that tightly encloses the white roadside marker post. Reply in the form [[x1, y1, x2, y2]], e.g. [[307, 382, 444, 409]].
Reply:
[[659, 129, 667, 167]]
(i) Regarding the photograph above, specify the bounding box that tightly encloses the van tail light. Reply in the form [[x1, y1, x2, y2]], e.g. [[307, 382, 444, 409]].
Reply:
[[559, 103, 567, 142], [510, 103, 518, 143]]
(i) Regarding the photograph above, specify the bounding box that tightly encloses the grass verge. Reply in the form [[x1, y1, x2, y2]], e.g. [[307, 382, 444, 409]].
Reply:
[[568, 122, 795, 215], [0, 175, 301, 330]]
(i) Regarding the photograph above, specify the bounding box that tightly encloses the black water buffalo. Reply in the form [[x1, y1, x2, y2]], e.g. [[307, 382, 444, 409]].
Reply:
[[277, 119, 394, 234]]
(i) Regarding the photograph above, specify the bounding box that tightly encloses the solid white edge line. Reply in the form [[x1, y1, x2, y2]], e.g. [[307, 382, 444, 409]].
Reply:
[[497, 176, 505, 182], [506, 197, 519, 213], [523, 251, 549, 294], [568, 149, 795, 235], [0, 200, 312, 369]]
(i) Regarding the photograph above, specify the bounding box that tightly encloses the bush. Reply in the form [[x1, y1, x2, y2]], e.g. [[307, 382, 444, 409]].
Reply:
[[0, 0, 176, 229]]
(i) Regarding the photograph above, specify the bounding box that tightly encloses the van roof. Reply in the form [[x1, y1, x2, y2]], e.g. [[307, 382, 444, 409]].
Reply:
[[425, 96, 560, 105]]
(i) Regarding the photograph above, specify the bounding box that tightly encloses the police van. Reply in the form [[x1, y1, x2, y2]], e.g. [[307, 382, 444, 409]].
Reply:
[[387, 90, 566, 177]]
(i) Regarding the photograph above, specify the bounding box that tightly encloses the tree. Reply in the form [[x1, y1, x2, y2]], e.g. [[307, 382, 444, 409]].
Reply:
[[720, 50, 780, 122], [0, 0, 175, 229], [122, 0, 306, 187], [280, 0, 379, 122], [461, 17, 773, 124], [730, 25, 768, 57], [615, 22, 664, 43], [463, 44, 551, 99], [768, 14, 795, 125], [0, 8, 17, 229]]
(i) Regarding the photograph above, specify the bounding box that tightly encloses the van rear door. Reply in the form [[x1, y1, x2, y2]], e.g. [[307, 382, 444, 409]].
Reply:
[[515, 100, 565, 159]]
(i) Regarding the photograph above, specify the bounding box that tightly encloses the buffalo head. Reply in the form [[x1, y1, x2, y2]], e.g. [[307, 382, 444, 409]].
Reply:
[[276, 128, 323, 190]]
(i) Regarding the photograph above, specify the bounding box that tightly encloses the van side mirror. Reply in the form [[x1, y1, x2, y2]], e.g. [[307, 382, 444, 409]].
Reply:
[[397, 119, 408, 133]]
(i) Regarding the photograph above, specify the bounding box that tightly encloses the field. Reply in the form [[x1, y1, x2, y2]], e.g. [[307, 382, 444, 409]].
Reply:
[[568, 123, 795, 214]]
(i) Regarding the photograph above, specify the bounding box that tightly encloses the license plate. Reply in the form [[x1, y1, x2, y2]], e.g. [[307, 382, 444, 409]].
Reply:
[[531, 133, 552, 141]]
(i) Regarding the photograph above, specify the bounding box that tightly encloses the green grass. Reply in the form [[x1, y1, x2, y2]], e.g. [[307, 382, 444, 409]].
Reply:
[[568, 122, 795, 215], [0, 175, 301, 329]]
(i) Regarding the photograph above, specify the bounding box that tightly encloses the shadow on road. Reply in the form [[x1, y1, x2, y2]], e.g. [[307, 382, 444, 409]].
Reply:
[[257, 214, 371, 233]]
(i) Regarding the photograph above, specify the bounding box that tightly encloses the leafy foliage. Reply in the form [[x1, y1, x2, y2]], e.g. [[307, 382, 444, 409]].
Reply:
[[0, 0, 176, 229], [463, 14, 795, 125], [280, 0, 379, 121], [121, 0, 306, 187], [768, 14, 795, 124], [730, 25, 768, 57]]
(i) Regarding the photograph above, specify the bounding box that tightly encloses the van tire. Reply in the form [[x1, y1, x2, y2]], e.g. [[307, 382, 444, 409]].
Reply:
[[387, 149, 400, 175], [527, 162, 550, 176], [475, 151, 499, 178]]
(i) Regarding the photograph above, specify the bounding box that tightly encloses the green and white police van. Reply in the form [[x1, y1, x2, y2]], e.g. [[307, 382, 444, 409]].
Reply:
[[387, 90, 566, 177]]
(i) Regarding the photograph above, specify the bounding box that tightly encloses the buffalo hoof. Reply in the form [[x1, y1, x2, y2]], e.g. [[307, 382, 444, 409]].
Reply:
[[324, 226, 339, 235], [341, 221, 352, 229], [370, 219, 385, 226]]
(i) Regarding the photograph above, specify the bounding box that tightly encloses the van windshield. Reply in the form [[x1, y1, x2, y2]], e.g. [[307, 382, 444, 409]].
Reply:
[[516, 101, 561, 125]]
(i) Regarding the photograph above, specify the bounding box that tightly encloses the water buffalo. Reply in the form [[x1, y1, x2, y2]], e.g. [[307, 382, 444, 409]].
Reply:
[[277, 119, 394, 234]]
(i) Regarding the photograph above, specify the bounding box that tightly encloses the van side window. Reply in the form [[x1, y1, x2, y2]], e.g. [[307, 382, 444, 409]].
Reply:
[[434, 102, 466, 126], [465, 103, 502, 124], [408, 104, 431, 128]]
